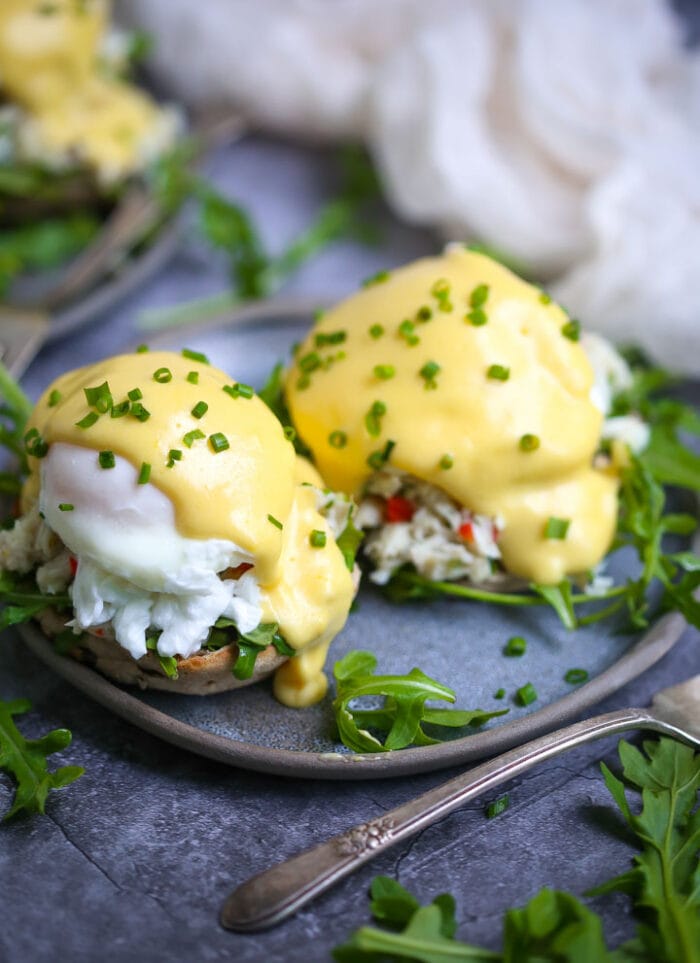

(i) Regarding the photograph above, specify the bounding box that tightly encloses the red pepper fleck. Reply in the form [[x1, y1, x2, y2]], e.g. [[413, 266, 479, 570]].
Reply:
[[385, 496, 416, 523], [459, 521, 474, 542], [68, 556, 78, 577], [95, 627, 105, 637], [491, 523, 499, 541]]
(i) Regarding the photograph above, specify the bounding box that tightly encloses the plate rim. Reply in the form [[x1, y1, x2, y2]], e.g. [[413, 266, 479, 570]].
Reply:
[[18, 610, 688, 780]]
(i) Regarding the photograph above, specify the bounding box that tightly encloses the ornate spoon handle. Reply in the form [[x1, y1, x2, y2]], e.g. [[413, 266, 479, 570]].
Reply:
[[221, 706, 680, 932]]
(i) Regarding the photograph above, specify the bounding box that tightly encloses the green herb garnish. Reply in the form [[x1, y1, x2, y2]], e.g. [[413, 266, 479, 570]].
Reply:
[[487, 364, 510, 381], [98, 451, 115, 470], [332, 650, 507, 753], [209, 432, 229, 453], [309, 530, 327, 548]]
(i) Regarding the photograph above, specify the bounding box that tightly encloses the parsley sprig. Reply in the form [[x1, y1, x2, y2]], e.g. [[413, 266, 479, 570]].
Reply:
[[333, 737, 700, 962], [0, 699, 84, 820], [332, 650, 507, 752]]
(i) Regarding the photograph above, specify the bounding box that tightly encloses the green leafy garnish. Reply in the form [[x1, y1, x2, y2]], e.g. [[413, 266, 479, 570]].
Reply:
[[334, 737, 700, 961], [332, 650, 507, 753], [258, 362, 312, 458], [0, 699, 84, 820], [590, 738, 700, 961], [141, 145, 381, 330], [0, 215, 99, 297]]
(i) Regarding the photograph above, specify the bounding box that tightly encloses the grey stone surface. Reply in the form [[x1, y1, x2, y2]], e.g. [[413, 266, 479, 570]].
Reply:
[[1, 136, 699, 962]]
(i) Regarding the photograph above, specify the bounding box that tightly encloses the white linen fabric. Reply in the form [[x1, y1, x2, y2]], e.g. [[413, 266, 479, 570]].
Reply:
[[119, 0, 700, 373]]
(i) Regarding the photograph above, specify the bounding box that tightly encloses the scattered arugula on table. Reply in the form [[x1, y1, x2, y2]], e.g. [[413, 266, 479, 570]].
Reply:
[[139, 143, 382, 330], [0, 698, 84, 820], [333, 736, 700, 962], [383, 356, 700, 634], [332, 650, 507, 752]]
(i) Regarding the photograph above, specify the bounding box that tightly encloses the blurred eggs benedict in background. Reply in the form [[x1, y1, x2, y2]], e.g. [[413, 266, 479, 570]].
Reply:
[[0, 350, 357, 708], [0, 0, 178, 183], [285, 247, 649, 590]]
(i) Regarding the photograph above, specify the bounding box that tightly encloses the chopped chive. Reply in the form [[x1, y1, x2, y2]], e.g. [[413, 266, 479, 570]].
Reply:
[[183, 429, 205, 448], [136, 344, 149, 353], [439, 454, 454, 470], [296, 374, 311, 391], [398, 319, 415, 338], [186, 371, 199, 385], [416, 306, 432, 322], [369, 324, 385, 339], [48, 389, 62, 407], [519, 434, 540, 452], [283, 426, 296, 442], [130, 402, 150, 422], [470, 284, 489, 308], [98, 451, 115, 470], [544, 517, 570, 540], [75, 411, 99, 429], [181, 348, 210, 364], [516, 682, 538, 707], [313, 309, 325, 323], [504, 635, 527, 657], [223, 383, 254, 400], [362, 269, 390, 288], [494, 688, 506, 699], [315, 330, 347, 347], [564, 668, 589, 685], [487, 364, 510, 381], [267, 513, 283, 530], [84, 381, 112, 412], [438, 299, 453, 313], [127, 387, 143, 401], [58, 503, 74, 512], [561, 319, 581, 342], [430, 278, 450, 299], [539, 291, 552, 305], [167, 449, 182, 468], [24, 428, 48, 458], [153, 367, 173, 383], [110, 400, 130, 418], [373, 364, 395, 380], [138, 462, 151, 485], [466, 308, 487, 326], [485, 794, 510, 819], [309, 529, 327, 548], [299, 352, 321, 373], [420, 360, 441, 388], [209, 433, 230, 453], [329, 430, 347, 449], [191, 401, 208, 419], [367, 438, 395, 470], [365, 401, 387, 437]]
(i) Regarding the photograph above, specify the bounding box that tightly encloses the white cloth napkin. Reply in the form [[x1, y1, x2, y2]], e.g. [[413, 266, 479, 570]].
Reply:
[[120, 0, 700, 374]]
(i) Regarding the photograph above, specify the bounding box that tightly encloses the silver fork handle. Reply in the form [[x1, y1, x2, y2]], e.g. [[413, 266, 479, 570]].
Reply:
[[220, 707, 688, 932]]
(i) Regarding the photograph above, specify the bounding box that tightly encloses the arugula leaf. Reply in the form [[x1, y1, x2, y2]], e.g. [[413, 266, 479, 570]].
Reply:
[[332, 650, 507, 753], [0, 215, 99, 296], [232, 622, 294, 680], [589, 739, 700, 963], [334, 738, 699, 962], [0, 699, 83, 819], [0, 570, 71, 629], [141, 145, 380, 330]]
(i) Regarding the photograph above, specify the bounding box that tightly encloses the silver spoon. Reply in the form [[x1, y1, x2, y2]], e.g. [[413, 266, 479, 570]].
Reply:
[[221, 674, 700, 932]]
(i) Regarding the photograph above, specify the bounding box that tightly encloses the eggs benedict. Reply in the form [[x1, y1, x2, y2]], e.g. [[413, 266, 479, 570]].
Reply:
[[0, 0, 179, 183], [0, 349, 357, 707], [285, 247, 648, 590]]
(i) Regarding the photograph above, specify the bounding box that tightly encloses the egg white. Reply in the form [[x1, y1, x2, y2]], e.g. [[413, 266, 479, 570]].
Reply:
[[40, 444, 263, 659]]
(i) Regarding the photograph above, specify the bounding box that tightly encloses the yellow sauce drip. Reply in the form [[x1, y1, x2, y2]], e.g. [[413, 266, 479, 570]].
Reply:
[[286, 248, 619, 584], [0, 0, 170, 179], [24, 351, 355, 705]]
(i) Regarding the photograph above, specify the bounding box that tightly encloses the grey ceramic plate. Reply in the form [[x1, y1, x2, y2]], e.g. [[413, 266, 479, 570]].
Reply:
[[18, 304, 694, 779]]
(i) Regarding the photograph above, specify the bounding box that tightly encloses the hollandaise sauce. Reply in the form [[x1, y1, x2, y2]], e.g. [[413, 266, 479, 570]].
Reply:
[[24, 350, 355, 707], [286, 247, 619, 585], [0, 0, 173, 179]]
